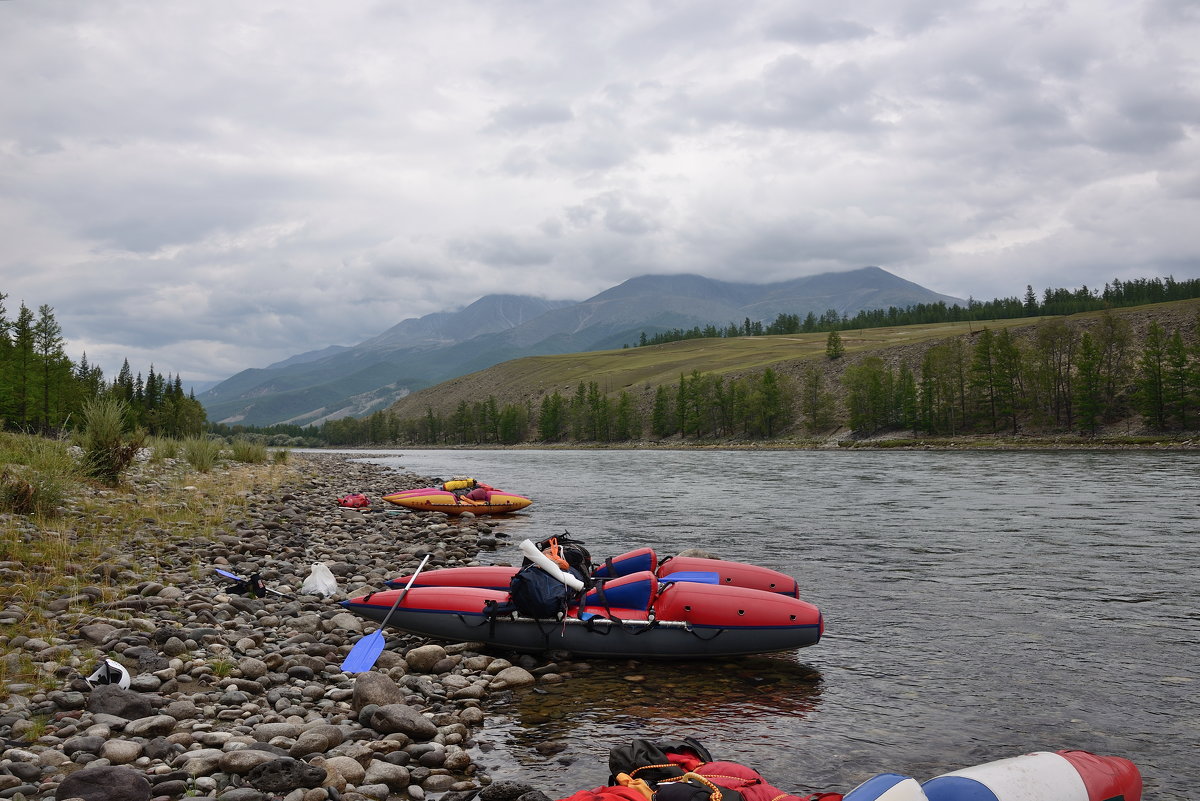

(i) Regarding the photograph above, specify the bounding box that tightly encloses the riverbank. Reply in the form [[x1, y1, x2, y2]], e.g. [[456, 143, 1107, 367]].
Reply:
[[0, 452, 568, 801], [330, 429, 1200, 451]]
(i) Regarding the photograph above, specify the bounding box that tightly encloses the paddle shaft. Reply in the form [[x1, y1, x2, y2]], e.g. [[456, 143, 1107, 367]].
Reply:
[[372, 553, 432, 636]]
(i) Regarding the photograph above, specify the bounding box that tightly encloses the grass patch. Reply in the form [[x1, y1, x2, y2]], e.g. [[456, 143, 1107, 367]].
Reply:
[[0, 433, 78, 516], [229, 439, 267, 464], [149, 436, 180, 462], [182, 437, 224, 472]]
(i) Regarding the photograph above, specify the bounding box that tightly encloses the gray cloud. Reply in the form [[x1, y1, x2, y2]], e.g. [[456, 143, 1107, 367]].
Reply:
[[1, 0, 1197, 384]]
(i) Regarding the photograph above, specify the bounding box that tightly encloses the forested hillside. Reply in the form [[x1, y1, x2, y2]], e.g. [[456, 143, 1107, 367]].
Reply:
[[312, 297, 1200, 446]]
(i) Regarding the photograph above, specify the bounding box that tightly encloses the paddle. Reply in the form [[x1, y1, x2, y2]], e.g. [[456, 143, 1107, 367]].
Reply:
[[341, 554, 431, 673]]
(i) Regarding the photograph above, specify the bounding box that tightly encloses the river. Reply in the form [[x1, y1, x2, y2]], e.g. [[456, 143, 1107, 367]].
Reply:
[[343, 448, 1199, 800]]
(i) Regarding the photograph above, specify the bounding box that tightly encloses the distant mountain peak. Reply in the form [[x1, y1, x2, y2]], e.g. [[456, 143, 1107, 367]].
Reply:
[[199, 268, 961, 426]]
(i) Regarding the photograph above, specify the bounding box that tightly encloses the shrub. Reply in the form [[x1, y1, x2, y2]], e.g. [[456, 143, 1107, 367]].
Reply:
[[181, 437, 223, 473], [229, 439, 267, 464], [149, 436, 180, 461], [0, 435, 77, 516], [79, 397, 144, 486], [271, 448, 290, 465]]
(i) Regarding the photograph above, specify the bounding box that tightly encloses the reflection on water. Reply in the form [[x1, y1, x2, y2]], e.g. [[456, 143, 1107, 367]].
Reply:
[[475, 653, 822, 788], [348, 449, 1200, 800]]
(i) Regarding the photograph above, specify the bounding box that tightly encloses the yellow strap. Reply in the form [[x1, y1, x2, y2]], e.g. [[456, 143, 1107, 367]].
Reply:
[[616, 773, 655, 800]]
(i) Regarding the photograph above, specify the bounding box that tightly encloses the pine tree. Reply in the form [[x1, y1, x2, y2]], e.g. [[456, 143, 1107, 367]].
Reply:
[[799, 365, 836, 433], [32, 304, 69, 429], [1136, 322, 1168, 428], [1075, 332, 1103, 434], [650, 384, 675, 437], [1163, 329, 1193, 429], [969, 328, 998, 431], [825, 330, 844, 360], [11, 303, 35, 426]]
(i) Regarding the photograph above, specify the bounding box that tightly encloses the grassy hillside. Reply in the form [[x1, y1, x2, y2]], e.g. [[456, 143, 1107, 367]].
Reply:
[[384, 298, 1199, 427]]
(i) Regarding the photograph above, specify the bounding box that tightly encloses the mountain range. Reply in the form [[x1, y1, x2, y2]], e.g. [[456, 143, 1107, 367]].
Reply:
[[199, 266, 963, 427]]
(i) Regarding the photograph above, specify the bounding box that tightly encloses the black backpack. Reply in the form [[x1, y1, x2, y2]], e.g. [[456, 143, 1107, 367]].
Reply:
[[508, 562, 580, 618]]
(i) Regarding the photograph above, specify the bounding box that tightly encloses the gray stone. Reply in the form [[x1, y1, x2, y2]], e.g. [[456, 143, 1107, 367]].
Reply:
[[489, 666, 536, 689], [363, 760, 411, 789], [480, 781, 540, 801], [79, 623, 117, 644], [404, 644, 448, 673], [323, 755, 366, 785], [253, 722, 301, 741], [86, 685, 153, 720], [54, 765, 151, 801], [246, 758, 328, 792], [62, 735, 106, 756], [123, 714, 177, 737], [100, 739, 144, 765], [351, 672, 405, 711], [239, 657, 269, 679], [288, 724, 345, 758], [216, 788, 267, 801], [368, 704, 438, 740], [220, 748, 283, 775]]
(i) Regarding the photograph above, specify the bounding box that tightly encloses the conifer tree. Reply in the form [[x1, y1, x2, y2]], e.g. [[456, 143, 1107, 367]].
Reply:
[[799, 365, 835, 433], [1136, 322, 1168, 428], [1075, 332, 1103, 434], [32, 304, 69, 429], [650, 384, 675, 437], [1163, 329, 1193, 429], [11, 303, 35, 427], [825, 330, 844, 360]]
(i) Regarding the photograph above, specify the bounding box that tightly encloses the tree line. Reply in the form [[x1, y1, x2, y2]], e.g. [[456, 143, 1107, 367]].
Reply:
[[634, 275, 1200, 348], [0, 293, 207, 437], [303, 306, 1197, 446], [827, 312, 1199, 437]]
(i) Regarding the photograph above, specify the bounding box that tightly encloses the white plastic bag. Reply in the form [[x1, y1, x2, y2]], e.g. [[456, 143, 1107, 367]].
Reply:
[[302, 562, 338, 597]]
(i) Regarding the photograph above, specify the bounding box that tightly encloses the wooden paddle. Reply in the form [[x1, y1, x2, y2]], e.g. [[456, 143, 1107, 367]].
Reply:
[[340, 554, 431, 673]]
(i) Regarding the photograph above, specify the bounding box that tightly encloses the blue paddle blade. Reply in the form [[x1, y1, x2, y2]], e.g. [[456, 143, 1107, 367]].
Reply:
[[341, 630, 386, 672], [340, 553, 432, 673], [215, 568, 243, 581]]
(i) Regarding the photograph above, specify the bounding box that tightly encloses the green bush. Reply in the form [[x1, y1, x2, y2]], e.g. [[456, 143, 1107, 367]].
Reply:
[[0, 434, 77, 516], [79, 397, 144, 486], [271, 448, 290, 465], [229, 439, 267, 464], [181, 437, 223, 472], [149, 436, 180, 461]]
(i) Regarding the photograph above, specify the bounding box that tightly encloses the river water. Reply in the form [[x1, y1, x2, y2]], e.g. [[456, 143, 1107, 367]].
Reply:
[[344, 448, 1199, 800]]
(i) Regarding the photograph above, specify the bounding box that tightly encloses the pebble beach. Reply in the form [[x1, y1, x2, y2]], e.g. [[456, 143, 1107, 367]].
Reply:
[[0, 452, 567, 801]]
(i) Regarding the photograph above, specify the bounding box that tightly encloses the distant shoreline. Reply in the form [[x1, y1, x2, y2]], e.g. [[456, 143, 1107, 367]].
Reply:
[[322, 432, 1200, 453]]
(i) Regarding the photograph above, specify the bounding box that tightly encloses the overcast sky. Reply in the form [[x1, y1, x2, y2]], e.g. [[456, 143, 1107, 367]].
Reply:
[[3, 1, 1198, 385]]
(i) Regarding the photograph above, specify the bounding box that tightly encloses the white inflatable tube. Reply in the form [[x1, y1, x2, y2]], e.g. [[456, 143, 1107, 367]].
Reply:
[[843, 774, 928, 801], [922, 751, 1090, 801], [519, 539, 585, 592]]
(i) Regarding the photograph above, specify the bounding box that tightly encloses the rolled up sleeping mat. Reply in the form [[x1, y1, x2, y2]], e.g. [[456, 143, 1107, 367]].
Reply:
[[921, 750, 1142, 801], [593, 547, 657, 579], [843, 773, 928, 800]]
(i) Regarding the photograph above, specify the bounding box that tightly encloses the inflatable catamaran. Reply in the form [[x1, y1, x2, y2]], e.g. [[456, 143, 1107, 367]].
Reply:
[[341, 540, 822, 659]]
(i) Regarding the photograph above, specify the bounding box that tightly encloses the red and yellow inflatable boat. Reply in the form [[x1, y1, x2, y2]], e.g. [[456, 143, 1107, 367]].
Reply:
[[381, 478, 532, 515]]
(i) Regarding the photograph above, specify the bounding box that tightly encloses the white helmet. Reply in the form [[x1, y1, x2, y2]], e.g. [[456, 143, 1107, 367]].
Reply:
[[86, 658, 131, 690]]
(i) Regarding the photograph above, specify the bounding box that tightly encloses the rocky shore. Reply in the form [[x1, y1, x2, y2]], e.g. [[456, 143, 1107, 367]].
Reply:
[[0, 453, 564, 801]]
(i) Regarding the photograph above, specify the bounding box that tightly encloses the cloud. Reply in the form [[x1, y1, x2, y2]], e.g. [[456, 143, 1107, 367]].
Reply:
[[1, 0, 1197, 384]]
